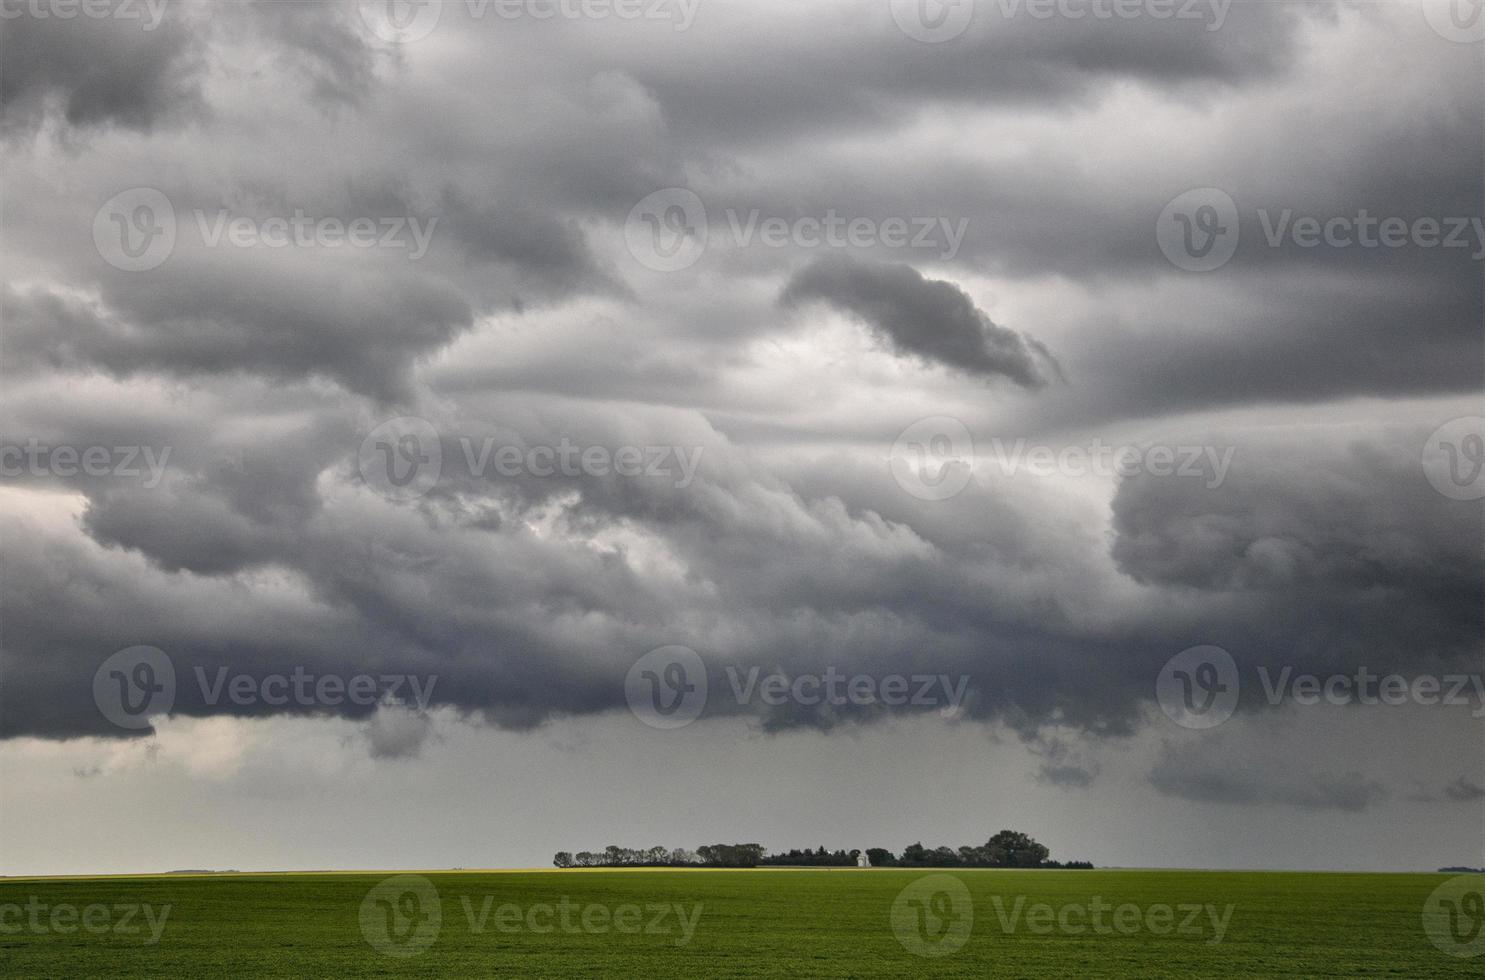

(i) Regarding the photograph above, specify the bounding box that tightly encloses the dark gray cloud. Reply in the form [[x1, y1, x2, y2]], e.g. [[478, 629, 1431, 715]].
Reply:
[[0, 3, 204, 134], [562, 0, 1321, 144], [234, 0, 380, 107], [1037, 764, 1096, 788], [3, 403, 1478, 744], [781, 256, 1056, 386], [1110, 432, 1484, 678], [1150, 755, 1390, 812], [6, 266, 472, 403], [1444, 776, 1485, 803]]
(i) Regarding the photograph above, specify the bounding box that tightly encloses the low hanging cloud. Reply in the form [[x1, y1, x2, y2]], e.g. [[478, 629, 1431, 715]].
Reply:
[[779, 256, 1057, 387], [1150, 741, 1391, 813]]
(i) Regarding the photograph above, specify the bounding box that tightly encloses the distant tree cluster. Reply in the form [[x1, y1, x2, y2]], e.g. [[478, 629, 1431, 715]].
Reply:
[[763, 831, 1091, 869], [895, 830, 1061, 868], [551, 844, 765, 868], [554, 831, 1091, 869], [758, 847, 862, 867]]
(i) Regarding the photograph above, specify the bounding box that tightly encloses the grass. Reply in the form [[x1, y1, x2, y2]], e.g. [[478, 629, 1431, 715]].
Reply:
[[0, 867, 1478, 977]]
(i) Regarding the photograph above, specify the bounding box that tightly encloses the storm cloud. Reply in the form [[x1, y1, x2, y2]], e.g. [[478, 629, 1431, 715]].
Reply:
[[0, 0, 1480, 872]]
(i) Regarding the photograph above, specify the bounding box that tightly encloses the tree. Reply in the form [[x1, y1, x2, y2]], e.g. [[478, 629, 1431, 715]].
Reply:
[[553, 851, 573, 868], [930, 846, 959, 866], [958, 845, 986, 866], [985, 830, 1049, 868], [866, 848, 896, 867]]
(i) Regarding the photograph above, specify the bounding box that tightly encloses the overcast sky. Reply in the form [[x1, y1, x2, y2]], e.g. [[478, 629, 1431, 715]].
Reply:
[[1, 0, 1481, 875]]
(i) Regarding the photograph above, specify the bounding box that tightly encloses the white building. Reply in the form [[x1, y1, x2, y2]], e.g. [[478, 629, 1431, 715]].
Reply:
[[857, 851, 871, 868]]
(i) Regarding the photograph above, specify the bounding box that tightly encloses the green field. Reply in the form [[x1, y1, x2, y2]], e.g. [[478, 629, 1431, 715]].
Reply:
[[1, 868, 1480, 977]]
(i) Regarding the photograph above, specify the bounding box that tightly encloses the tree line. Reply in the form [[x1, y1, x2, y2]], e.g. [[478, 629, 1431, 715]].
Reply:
[[554, 831, 1091, 869]]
